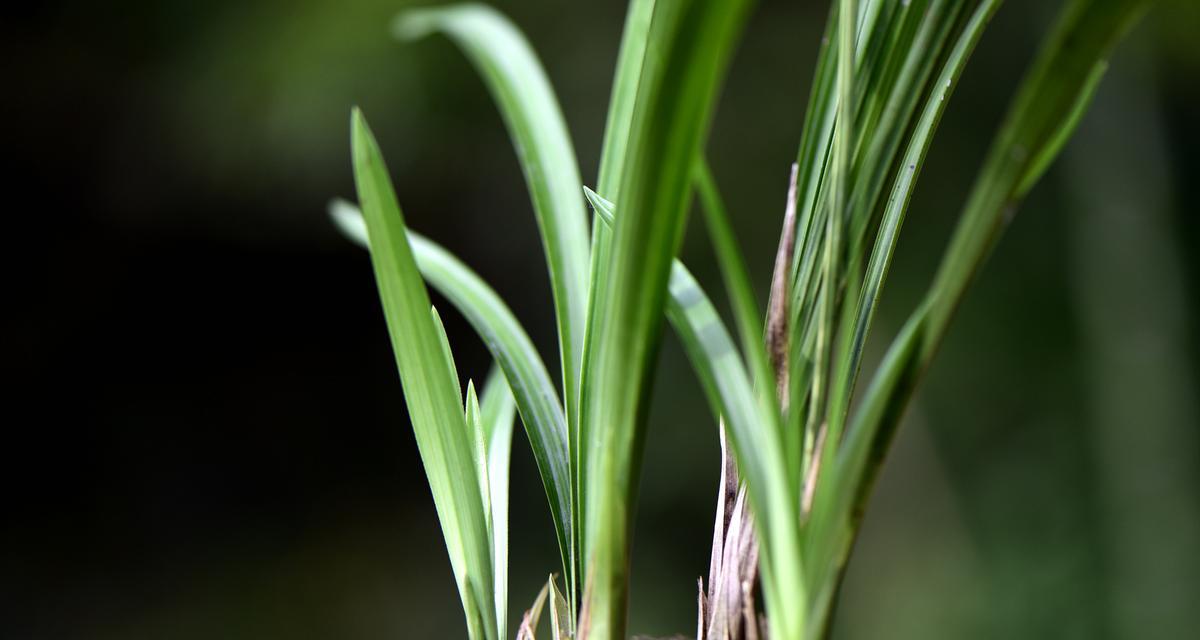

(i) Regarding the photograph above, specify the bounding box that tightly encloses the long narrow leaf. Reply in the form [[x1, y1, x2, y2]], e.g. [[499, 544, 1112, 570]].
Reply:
[[575, 0, 658, 601], [784, 0, 947, 446], [396, 8, 591, 519], [693, 158, 777, 416], [480, 367, 517, 640], [596, 0, 659, 199], [577, 0, 757, 634], [349, 109, 496, 640], [816, 7, 1003, 590], [578, 2, 758, 624], [832, 0, 1000, 451], [921, 0, 1153, 352], [331, 200, 575, 595], [809, 0, 1153, 632], [583, 187, 805, 640]]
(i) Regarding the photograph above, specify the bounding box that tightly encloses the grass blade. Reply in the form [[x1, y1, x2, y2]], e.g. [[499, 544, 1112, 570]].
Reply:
[[349, 108, 495, 640], [831, 0, 1001, 447], [331, 200, 575, 602], [459, 362, 491, 547], [693, 158, 777, 417], [815, 0, 854, 437], [807, 0, 1153, 631], [395, 6, 591, 499], [570, 3, 660, 615], [480, 367, 517, 640], [576, 1, 757, 635], [921, 0, 1153, 353], [785, 2, 968, 431], [583, 187, 805, 640], [596, 0, 658, 199]]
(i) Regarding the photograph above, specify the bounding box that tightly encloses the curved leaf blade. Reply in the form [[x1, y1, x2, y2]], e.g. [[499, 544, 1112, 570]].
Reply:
[[830, 0, 1001, 443], [395, 4, 591, 463], [808, 0, 1154, 631], [922, 0, 1153, 350]]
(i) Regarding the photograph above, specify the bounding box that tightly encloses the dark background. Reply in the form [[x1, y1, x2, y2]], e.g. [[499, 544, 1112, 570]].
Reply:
[[4, 1, 1198, 638]]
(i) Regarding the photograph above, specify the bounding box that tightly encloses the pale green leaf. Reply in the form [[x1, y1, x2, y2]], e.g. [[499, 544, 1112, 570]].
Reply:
[[331, 200, 574, 602], [480, 368, 517, 639], [396, 5, 590, 486], [349, 108, 495, 640]]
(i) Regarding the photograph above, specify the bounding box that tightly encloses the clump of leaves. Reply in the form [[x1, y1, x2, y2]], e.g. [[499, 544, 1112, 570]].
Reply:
[[330, 1, 1151, 638]]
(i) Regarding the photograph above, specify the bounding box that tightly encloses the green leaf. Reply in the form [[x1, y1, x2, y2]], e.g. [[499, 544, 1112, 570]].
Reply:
[[782, 0, 935, 451], [807, 0, 1152, 632], [580, 188, 615, 228], [596, 0, 658, 199], [1014, 58, 1107, 197], [922, 0, 1153, 355], [844, 1, 968, 254], [577, 2, 658, 607], [663, 264, 806, 640], [463, 379, 492, 554], [831, 0, 1002, 452], [433, 307, 465, 412], [583, 187, 805, 640], [785, 2, 971, 430], [578, 0, 760, 633], [479, 367, 517, 640], [463, 378, 493, 568], [812, 0, 854, 438], [395, 7, 591, 513], [805, 304, 928, 636], [349, 108, 495, 640], [331, 200, 574, 607], [692, 158, 778, 421]]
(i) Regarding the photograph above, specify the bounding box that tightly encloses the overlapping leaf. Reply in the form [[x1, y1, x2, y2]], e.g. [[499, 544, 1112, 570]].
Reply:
[[331, 200, 573, 599], [583, 188, 803, 640], [393, 5, 592, 605], [348, 109, 496, 640], [803, 0, 1152, 634], [576, 2, 759, 636], [331, 1, 1154, 638]]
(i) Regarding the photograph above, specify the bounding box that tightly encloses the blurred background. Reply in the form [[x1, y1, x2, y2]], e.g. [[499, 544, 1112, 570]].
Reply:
[[4, 0, 1198, 638]]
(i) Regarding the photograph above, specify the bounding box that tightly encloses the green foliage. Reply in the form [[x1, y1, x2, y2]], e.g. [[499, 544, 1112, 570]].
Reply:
[[396, 3, 591, 416], [584, 188, 803, 640], [332, 0, 1152, 638], [576, 2, 755, 637], [394, 4, 590, 604], [348, 110, 499, 640], [332, 199, 574, 615]]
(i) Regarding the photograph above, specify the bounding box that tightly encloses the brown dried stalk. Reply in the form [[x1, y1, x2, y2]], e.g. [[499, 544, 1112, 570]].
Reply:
[[699, 164, 798, 640]]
